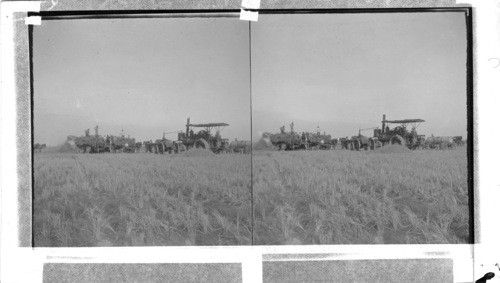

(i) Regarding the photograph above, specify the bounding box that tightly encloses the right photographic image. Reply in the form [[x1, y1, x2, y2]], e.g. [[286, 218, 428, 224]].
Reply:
[[251, 11, 471, 245]]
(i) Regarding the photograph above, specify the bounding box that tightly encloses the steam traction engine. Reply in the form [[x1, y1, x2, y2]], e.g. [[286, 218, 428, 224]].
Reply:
[[373, 114, 426, 150], [177, 118, 232, 153]]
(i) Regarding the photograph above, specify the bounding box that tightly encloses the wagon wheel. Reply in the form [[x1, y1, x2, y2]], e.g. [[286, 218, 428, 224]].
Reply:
[[390, 135, 406, 147]]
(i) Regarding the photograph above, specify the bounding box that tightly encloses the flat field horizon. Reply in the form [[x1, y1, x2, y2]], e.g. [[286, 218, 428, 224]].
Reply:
[[34, 146, 469, 246]]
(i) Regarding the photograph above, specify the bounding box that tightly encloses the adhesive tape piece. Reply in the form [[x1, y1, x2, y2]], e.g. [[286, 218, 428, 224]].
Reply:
[[25, 16, 41, 25], [240, 0, 260, 21], [240, 9, 259, 22], [241, 0, 261, 9]]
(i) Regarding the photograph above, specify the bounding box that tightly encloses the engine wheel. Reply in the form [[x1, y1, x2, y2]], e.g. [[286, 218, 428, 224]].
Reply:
[[195, 139, 210, 150], [390, 135, 406, 147], [354, 139, 361, 151]]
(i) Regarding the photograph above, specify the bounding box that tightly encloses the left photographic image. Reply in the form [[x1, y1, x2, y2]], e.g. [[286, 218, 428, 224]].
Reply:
[[32, 16, 252, 246]]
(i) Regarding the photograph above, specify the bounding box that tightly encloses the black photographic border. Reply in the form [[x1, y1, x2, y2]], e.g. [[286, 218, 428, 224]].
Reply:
[[27, 7, 474, 247]]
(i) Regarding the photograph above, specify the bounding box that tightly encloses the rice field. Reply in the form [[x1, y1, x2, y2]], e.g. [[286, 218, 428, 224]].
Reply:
[[34, 151, 252, 247], [34, 146, 469, 246], [253, 147, 470, 245]]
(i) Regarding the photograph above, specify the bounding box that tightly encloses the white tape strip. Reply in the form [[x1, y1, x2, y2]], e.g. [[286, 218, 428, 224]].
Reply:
[[240, 0, 260, 21], [241, 0, 261, 9], [1, 1, 41, 13], [25, 16, 41, 25], [240, 9, 258, 22]]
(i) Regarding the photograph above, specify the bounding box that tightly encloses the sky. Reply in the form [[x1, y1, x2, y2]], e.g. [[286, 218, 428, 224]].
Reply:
[[251, 12, 468, 140], [34, 12, 468, 146], [33, 17, 250, 146]]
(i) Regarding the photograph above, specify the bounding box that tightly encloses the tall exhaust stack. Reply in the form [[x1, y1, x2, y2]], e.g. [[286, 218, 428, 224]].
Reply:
[[382, 114, 386, 134], [186, 117, 190, 137]]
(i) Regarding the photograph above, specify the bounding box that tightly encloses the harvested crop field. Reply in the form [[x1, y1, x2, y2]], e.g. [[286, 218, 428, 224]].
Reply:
[[34, 153, 251, 247], [253, 147, 470, 245]]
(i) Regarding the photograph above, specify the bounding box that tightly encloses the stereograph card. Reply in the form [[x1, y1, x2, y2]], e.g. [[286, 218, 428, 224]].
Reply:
[[1, 0, 498, 282]]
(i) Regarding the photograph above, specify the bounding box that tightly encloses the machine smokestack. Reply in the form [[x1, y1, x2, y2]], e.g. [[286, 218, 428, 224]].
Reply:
[[382, 114, 386, 134]]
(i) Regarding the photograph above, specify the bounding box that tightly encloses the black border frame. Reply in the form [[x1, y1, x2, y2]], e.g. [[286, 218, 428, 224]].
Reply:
[[28, 7, 474, 246]]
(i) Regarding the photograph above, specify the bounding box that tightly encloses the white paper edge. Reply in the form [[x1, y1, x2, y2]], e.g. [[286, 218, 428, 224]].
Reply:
[[1, 1, 499, 282]]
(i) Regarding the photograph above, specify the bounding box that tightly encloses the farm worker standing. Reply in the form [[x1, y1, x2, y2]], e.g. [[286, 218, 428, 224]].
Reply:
[[411, 127, 417, 137], [410, 127, 417, 143]]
